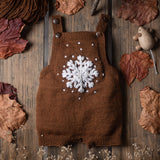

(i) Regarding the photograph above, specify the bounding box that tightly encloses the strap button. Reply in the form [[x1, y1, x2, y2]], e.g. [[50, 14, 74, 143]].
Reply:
[[53, 18, 60, 24], [96, 32, 103, 38], [55, 32, 62, 38]]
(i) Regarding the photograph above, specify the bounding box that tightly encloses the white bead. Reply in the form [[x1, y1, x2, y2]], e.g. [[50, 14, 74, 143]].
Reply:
[[64, 55, 67, 58], [57, 73, 59, 76], [72, 55, 75, 58], [62, 80, 64, 82], [95, 58, 98, 61], [91, 43, 94, 46], [41, 134, 44, 137], [94, 65, 96, 68], [66, 44, 69, 47], [71, 90, 74, 93], [96, 80, 98, 83], [94, 91, 97, 94], [63, 89, 66, 92], [80, 48, 83, 51], [102, 73, 105, 76], [86, 90, 89, 93], [78, 42, 81, 45], [86, 57, 89, 60], [78, 97, 81, 100], [63, 65, 66, 68]]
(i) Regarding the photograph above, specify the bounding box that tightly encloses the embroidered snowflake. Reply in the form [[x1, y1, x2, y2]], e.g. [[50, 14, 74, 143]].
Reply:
[[62, 55, 99, 93]]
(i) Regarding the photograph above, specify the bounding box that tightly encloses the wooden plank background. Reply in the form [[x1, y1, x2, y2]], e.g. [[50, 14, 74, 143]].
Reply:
[[0, 0, 160, 159]]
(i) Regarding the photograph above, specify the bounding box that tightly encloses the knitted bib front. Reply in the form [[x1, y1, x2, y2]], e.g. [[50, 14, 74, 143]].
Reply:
[[36, 14, 122, 146]]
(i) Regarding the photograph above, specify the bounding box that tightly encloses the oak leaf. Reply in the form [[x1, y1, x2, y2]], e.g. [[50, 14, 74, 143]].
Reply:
[[117, 0, 158, 26], [0, 18, 28, 59], [139, 87, 160, 134], [55, 0, 85, 15], [120, 51, 153, 86]]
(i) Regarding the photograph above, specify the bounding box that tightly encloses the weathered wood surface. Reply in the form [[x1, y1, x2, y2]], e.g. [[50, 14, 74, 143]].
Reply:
[[0, 0, 160, 159]]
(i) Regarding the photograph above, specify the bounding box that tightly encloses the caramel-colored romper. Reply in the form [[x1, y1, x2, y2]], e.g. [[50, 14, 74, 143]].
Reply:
[[36, 14, 122, 146]]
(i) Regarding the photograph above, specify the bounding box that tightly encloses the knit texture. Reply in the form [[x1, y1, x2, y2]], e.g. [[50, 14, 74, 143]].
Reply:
[[36, 14, 122, 146], [0, 0, 48, 24]]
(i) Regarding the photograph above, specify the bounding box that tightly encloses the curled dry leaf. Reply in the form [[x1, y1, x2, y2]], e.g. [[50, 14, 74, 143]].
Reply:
[[55, 0, 85, 15], [117, 0, 158, 26], [139, 87, 160, 134], [0, 18, 28, 59], [120, 51, 153, 86], [0, 94, 26, 142], [0, 82, 26, 142]]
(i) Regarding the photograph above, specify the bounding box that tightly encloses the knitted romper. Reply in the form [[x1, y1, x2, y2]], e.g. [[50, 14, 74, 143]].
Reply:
[[36, 14, 122, 147]]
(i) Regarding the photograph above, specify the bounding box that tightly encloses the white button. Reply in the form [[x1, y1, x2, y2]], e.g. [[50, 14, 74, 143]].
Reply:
[[63, 65, 65, 68], [57, 73, 59, 76], [66, 44, 69, 47], [78, 42, 81, 45], [80, 48, 83, 51], [64, 55, 67, 58], [63, 89, 66, 92], [95, 58, 98, 61], [78, 97, 81, 100], [94, 91, 97, 94], [91, 43, 94, 46], [72, 55, 75, 58]]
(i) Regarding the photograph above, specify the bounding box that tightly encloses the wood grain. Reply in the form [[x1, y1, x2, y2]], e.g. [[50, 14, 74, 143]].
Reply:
[[0, 0, 160, 159]]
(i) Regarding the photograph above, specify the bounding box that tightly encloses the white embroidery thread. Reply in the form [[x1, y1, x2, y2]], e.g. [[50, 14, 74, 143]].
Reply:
[[62, 55, 99, 93]]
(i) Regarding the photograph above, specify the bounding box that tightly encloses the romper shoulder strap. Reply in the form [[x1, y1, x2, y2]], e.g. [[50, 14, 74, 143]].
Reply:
[[52, 15, 63, 33], [96, 14, 110, 33]]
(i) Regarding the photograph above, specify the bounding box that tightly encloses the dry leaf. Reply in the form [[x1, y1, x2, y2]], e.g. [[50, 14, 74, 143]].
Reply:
[[0, 18, 28, 59], [117, 0, 158, 26], [0, 82, 17, 100], [139, 87, 160, 134], [120, 51, 153, 86], [0, 94, 26, 142], [55, 0, 85, 15]]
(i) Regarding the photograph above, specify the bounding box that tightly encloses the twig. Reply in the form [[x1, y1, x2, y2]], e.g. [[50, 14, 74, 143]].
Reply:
[[91, 0, 100, 16]]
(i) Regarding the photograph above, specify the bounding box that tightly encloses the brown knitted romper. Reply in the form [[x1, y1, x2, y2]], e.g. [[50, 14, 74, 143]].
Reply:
[[36, 14, 122, 147]]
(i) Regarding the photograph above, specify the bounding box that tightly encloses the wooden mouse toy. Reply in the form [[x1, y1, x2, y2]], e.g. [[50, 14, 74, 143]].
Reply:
[[133, 26, 158, 74]]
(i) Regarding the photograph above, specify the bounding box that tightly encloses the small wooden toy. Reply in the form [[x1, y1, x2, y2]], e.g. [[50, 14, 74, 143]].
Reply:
[[133, 26, 158, 74]]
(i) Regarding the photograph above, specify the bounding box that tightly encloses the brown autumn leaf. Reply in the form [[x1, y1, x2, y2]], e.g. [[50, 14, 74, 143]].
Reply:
[[55, 0, 85, 15], [139, 87, 160, 134], [0, 18, 28, 59], [0, 94, 26, 142], [117, 0, 158, 26], [0, 82, 17, 100], [120, 51, 153, 86]]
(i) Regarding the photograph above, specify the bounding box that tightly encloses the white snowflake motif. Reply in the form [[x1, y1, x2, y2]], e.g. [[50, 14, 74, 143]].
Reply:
[[62, 55, 99, 93]]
